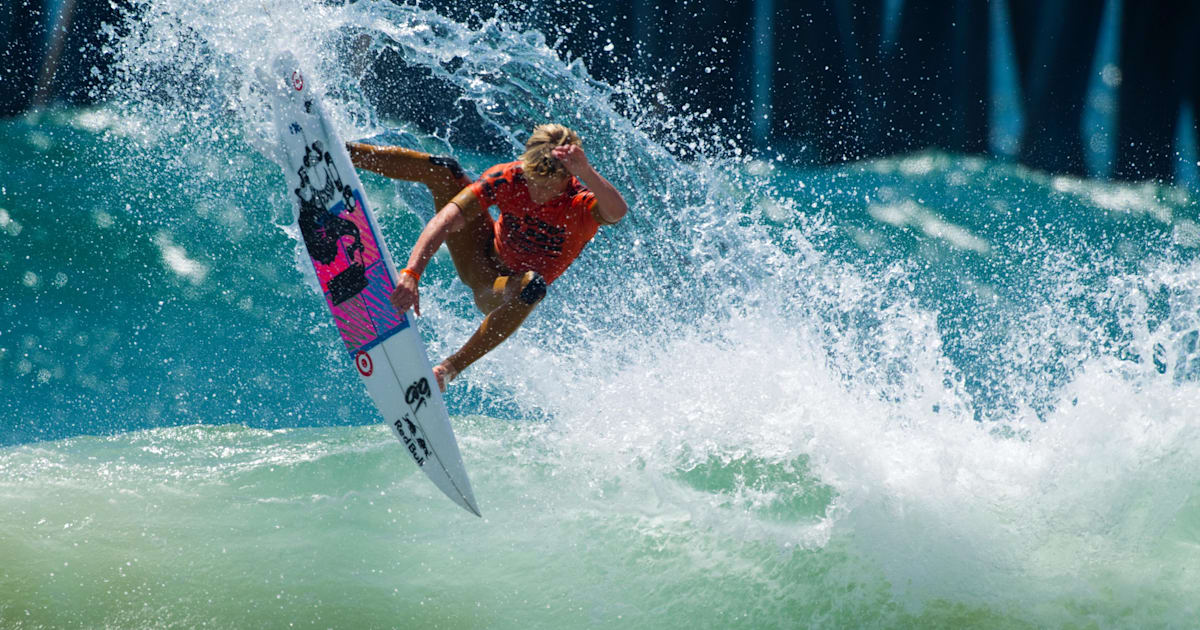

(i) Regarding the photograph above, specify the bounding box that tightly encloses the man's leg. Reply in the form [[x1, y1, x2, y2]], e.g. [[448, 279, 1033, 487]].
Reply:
[[346, 142, 468, 206], [435, 271, 547, 389], [346, 142, 502, 301]]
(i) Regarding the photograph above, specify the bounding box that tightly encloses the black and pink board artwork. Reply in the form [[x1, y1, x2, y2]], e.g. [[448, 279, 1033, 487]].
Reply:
[[289, 133, 408, 356]]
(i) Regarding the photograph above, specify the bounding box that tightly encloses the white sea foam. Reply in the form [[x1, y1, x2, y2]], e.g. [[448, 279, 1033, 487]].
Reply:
[[505, 255, 1200, 620]]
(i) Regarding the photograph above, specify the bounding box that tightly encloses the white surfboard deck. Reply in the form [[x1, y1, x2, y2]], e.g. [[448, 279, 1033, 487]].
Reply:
[[262, 51, 479, 516]]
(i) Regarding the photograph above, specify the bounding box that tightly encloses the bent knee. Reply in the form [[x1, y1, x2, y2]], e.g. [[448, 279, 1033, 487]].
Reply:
[[428, 155, 468, 183], [518, 271, 547, 306], [472, 272, 547, 312]]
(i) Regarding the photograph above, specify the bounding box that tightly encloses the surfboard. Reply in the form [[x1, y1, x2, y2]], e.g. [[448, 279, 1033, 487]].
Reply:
[[262, 51, 480, 516]]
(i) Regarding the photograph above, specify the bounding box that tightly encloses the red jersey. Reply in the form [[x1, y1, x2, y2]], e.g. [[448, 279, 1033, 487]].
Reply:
[[468, 161, 601, 284]]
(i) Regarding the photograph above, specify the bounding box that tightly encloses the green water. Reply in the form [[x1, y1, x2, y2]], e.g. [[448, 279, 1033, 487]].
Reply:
[[4, 422, 1175, 630]]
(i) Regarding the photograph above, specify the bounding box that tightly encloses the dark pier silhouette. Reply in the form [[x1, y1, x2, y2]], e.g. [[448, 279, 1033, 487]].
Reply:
[[3, 0, 1198, 184]]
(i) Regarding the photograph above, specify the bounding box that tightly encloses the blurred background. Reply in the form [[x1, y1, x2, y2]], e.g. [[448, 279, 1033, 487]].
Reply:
[[4, 0, 1199, 183]]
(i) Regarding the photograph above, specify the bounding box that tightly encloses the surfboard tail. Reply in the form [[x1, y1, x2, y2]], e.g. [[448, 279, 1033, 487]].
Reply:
[[373, 334, 481, 517]]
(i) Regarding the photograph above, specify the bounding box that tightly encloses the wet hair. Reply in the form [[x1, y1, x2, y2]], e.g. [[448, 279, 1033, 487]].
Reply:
[[520, 124, 582, 180]]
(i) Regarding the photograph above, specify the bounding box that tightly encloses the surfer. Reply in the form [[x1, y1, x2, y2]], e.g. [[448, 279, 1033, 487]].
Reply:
[[346, 124, 628, 391]]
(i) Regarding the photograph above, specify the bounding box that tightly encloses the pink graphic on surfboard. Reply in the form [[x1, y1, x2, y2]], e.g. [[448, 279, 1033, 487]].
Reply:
[[292, 138, 407, 355]]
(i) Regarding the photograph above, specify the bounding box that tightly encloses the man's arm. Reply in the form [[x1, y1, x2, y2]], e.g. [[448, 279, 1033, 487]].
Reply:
[[388, 195, 472, 316], [552, 144, 628, 224]]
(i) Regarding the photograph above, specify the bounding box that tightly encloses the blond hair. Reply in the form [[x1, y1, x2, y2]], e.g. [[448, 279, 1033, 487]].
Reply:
[[520, 124, 582, 180]]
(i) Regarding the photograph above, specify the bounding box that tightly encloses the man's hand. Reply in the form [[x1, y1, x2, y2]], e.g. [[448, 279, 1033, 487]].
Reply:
[[389, 272, 421, 316], [552, 144, 590, 176], [552, 143, 629, 224]]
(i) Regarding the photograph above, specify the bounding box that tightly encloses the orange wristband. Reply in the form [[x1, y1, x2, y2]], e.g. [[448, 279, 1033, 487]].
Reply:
[[400, 267, 420, 282]]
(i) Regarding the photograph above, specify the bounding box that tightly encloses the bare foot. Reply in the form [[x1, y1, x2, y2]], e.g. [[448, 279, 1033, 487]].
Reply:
[[432, 362, 458, 392]]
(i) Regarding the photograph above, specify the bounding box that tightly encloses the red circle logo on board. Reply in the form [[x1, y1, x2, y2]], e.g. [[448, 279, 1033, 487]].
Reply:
[[355, 351, 373, 377], [291, 70, 304, 91]]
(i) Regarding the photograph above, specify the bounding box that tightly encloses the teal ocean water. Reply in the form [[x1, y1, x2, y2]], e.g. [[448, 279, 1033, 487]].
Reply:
[[4, 1, 1200, 627]]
